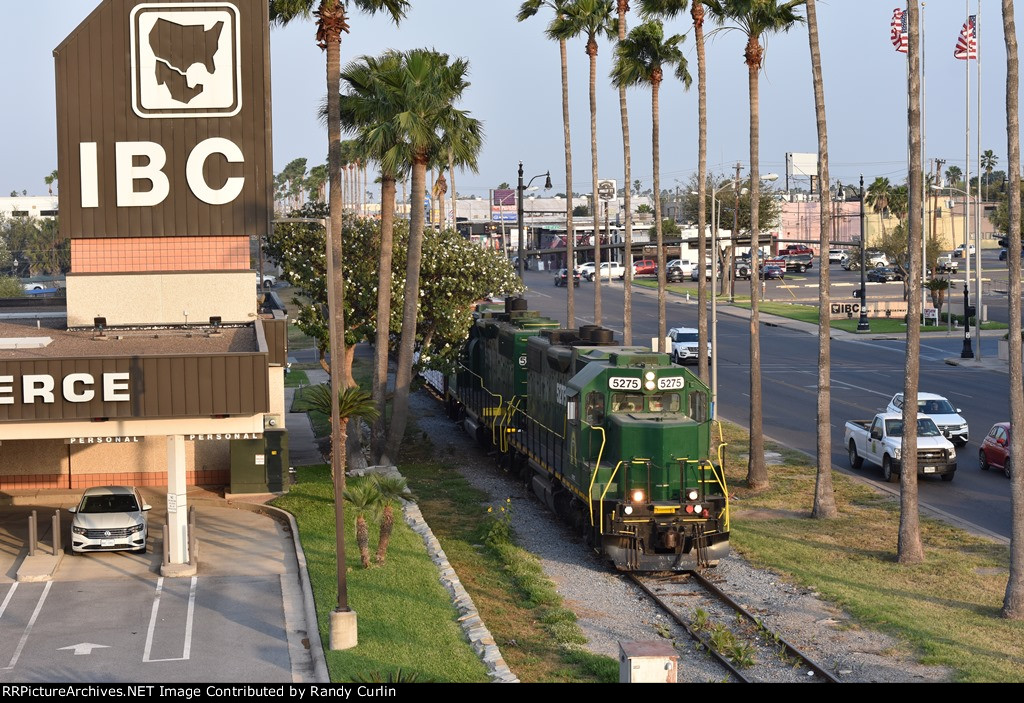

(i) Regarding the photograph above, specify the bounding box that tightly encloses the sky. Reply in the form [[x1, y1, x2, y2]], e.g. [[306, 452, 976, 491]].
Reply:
[[1, 1, 1019, 200]]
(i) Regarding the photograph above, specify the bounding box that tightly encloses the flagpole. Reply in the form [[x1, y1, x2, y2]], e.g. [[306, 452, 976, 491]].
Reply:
[[964, 0, 972, 350], [975, 1, 983, 357]]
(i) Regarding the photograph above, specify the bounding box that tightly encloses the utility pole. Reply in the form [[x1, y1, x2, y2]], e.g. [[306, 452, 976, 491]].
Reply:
[[730, 162, 742, 301]]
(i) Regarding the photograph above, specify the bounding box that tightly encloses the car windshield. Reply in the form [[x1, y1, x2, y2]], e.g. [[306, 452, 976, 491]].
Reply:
[[918, 399, 955, 415], [672, 332, 698, 343], [885, 419, 941, 437], [79, 493, 140, 513]]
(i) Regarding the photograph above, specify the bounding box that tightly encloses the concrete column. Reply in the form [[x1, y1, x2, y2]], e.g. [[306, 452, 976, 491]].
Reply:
[[166, 434, 189, 564]]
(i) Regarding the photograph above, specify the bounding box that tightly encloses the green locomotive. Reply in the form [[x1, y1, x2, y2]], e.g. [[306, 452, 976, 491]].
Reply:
[[447, 297, 730, 571]]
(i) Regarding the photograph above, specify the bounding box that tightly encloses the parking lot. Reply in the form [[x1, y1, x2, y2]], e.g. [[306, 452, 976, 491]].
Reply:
[[0, 490, 313, 682]]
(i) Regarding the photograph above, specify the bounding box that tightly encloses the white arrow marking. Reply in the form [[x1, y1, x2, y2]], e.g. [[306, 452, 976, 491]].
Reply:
[[58, 642, 109, 656]]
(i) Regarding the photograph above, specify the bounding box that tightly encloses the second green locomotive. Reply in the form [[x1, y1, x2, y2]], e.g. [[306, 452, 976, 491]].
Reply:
[[446, 297, 730, 571]]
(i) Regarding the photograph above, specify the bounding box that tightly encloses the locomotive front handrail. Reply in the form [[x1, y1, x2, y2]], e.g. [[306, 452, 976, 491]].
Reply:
[[456, 362, 505, 445], [597, 459, 625, 534], [584, 422, 608, 528]]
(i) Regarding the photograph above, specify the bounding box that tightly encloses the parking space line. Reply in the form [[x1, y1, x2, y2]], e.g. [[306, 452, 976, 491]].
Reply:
[[143, 576, 198, 663], [3, 581, 50, 670], [0, 583, 17, 621]]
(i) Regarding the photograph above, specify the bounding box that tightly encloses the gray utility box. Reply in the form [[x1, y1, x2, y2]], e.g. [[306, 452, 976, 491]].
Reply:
[[618, 641, 678, 683], [229, 430, 289, 494]]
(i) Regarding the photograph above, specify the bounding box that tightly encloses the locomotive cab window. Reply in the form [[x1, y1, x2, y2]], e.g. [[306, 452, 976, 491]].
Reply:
[[611, 393, 643, 413], [585, 392, 606, 423], [648, 393, 681, 413]]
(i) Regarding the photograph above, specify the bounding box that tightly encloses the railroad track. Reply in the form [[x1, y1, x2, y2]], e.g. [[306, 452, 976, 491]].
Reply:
[[629, 572, 840, 684]]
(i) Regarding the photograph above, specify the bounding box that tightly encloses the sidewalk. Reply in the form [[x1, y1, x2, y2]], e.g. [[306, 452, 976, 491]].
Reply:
[[284, 363, 329, 466]]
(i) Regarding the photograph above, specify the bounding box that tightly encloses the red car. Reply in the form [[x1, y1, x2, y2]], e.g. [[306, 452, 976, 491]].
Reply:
[[780, 244, 813, 256], [980, 422, 1013, 479], [632, 259, 657, 276]]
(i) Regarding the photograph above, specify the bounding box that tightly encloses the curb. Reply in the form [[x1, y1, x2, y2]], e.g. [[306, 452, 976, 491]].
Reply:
[[402, 501, 519, 683]]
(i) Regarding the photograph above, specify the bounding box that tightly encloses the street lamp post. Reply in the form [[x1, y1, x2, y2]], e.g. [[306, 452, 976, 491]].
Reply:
[[858, 175, 870, 331], [961, 283, 975, 358], [933, 183, 974, 357], [517, 161, 552, 280]]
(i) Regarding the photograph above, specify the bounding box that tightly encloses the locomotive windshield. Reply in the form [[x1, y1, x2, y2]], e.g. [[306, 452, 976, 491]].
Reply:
[[648, 393, 681, 413], [611, 393, 643, 413], [610, 392, 682, 413]]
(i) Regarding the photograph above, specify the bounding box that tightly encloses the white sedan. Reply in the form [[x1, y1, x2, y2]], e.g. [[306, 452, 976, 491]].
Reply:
[[69, 486, 151, 554]]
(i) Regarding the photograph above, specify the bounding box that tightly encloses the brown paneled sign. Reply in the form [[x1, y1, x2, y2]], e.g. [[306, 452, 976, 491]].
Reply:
[[55, 0, 272, 238], [0, 353, 269, 422]]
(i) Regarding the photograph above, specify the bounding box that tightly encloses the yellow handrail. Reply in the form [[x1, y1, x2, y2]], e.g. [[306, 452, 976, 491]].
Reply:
[[583, 423, 607, 528], [456, 362, 504, 444], [597, 460, 624, 535]]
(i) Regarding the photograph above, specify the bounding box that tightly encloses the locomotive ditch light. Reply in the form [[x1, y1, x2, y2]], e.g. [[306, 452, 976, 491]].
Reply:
[[687, 490, 699, 501], [631, 489, 645, 503], [623, 505, 634, 516], [694, 504, 703, 514]]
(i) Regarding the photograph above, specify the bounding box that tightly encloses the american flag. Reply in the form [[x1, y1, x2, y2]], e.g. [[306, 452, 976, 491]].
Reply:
[[891, 7, 908, 54], [954, 15, 978, 60]]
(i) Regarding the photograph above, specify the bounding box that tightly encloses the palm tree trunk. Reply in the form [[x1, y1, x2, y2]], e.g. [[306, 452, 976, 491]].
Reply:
[[384, 157, 428, 464], [653, 82, 665, 353], [561, 37, 576, 328], [694, 2, 709, 384], [807, 0, 837, 518], [356, 514, 370, 568], [322, 0, 351, 612], [618, 0, 633, 346], [450, 154, 456, 230], [371, 176, 398, 462], [1002, 0, 1024, 619], [899, 0, 925, 564], [589, 40, 602, 327], [376, 504, 395, 565], [746, 41, 768, 490]]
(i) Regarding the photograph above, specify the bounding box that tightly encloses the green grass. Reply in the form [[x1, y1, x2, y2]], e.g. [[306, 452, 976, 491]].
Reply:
[[400, 435, 618, 683], [717, 420, 1024, 682], [734, 301, 1008, 334], [272, 467, 489, 683], [292, 385, 331, 437], [284, 369, 309, 388]]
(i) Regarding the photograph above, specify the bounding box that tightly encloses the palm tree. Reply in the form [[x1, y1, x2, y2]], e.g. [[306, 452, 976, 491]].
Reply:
[[343, 481, 381, 568], [945, 165, 963, 189], [518, 0, 578, 327], [611, 20, 689, 353], [551, 0, 615, 327], [44, 170, 58, 197], [640, 0, 700, 370], [866, 176, 893, 238], [384, 50, 484, 465], [705, 0, 804, 490], [805, 0, 836, 518], [293, 384, 381, 473], [982, 149, 999, 201], [1002, 0, 1023, 620], [614, 0, 635, 345], [898, 0, 925, 565], [337, 50, 407, 461], [373, 475, 414, 564], [270, 0, 407, 631]]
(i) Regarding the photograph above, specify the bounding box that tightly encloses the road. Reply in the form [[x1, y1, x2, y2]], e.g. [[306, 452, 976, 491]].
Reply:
[[521, 265, 1012, 540]]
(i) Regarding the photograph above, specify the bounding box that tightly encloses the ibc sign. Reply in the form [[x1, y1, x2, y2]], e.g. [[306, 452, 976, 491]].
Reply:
[[55, 0, 271, 238]]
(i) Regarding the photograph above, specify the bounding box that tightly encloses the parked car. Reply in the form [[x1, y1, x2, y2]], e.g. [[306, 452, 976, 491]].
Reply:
[[667, 259, 694, 278], [780, 244, 813, 256], [689, 262, 714, 281], [887, 392, 969, 446], [979, 422, 1013, 478], [761, 265, 785, 280], [828, 248, 847, 263], [68, 486, 151, 554], [257, 273, 276, 288], [668, 326, 711, 365], [842, 251, 889, 270], [998, 247, 1024, 261], [554, 268, 581, 287], [953, 243, 976, 258], [632, 259, 657, 276], [866, 267, 899, 283]]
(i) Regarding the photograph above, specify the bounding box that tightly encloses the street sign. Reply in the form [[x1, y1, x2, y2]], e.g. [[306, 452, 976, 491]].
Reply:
[[597, 180, 616, 201]]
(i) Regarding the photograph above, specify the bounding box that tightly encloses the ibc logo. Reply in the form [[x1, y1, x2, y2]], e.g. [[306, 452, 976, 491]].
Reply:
[[129, 3, 241, 118]]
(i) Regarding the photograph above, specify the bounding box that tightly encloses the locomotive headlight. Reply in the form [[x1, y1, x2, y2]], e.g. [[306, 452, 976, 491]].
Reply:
[[687, 490, 699, 501], [645, 371, 656, 381], [631, 489, 645, 503], [623, 505, 634, 515], [694, 504, 703, 514], [645, 381, 656, 390]]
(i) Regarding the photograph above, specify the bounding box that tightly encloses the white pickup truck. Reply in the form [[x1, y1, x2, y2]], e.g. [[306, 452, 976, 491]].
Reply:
[[845, 412, 957, 483]]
